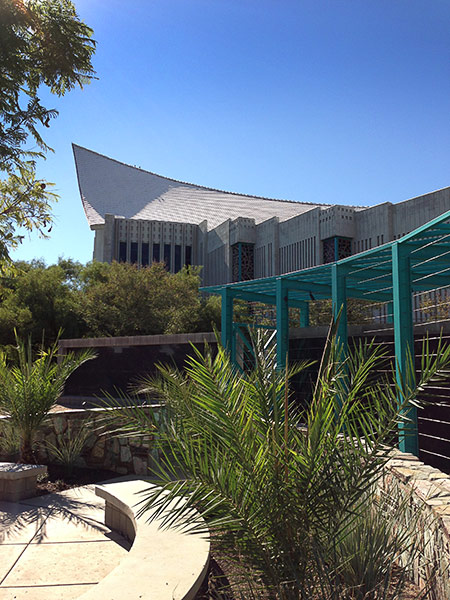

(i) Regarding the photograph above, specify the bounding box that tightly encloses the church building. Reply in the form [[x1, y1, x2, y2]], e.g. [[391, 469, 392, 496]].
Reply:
[[73, 144, 450, 286]]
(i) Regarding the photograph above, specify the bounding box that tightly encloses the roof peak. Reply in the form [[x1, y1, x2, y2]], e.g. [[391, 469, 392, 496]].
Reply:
[[72, 143, 331, 208]]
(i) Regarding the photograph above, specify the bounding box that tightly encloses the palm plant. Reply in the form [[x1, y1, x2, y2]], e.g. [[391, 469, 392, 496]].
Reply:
[[0, 335, 95, 463], [44, 417, 91, 477], [101, 327, 450, 599]]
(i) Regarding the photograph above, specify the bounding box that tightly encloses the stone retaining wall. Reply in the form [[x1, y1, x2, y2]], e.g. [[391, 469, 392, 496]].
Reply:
[[0, 408, 161, 476], [383, 449, 450, 599]]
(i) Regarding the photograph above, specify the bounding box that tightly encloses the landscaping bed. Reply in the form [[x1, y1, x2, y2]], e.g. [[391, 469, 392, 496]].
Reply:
[[35, 464, 118, 496]]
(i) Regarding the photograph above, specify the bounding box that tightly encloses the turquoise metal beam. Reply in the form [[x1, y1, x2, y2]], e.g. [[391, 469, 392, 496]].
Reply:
[[392, 242, 418, 456], [284, 279, 331, 295], [287, 276, 392, 303], [410, 245, 450, 262], [411, 264, 450, 279], [331, 263, 348, 352], [234, 290, 276, 305], [231, 289, 310, 309], [397, 209, 450, 243], [341, 288, 392, 303], [299, 300, 310, 327], [221, 287, 234, 352], [276, 278, 289, 370]]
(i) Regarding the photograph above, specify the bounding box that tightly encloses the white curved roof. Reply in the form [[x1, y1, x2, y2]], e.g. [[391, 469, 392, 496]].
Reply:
[[73, 145, 332, 231]]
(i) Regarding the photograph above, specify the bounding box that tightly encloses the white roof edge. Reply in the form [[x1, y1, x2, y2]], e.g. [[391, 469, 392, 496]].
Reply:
[[72, 143, 331, 208]]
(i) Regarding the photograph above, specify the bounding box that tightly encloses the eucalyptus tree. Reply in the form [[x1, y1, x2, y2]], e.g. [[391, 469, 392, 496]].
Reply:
[[0, 0, 96, 268]]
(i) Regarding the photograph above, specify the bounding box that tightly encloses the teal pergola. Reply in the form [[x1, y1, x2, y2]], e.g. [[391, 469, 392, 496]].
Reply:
[[201, 209, 450, 456]]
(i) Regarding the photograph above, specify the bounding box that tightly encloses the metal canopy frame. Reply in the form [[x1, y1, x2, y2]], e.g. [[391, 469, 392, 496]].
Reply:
[[201, 209, 450, 456]]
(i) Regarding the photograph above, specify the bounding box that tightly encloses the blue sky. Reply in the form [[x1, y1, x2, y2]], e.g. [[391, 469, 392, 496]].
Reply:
[[12, 0, 450, 265]]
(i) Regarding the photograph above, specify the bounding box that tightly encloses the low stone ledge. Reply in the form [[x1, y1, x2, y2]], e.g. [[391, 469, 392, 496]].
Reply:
[[0, 462, 47, 502], [77, 479, 210, 600]]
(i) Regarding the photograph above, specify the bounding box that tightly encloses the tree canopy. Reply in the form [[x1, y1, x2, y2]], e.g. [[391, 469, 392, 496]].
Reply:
[[0, 0, 96, 268], [0, 259, 221, 347], [0, 0, 96, 170]]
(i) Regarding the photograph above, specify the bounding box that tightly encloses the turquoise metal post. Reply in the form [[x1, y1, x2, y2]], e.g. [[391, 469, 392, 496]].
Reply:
[[392, 242, 418, 455], [221, 288, 234, 353], [386, 301, 394, 324], [299, 300, 310, 328], [238, 243, 242, 282], [331, 263, 348, 354], [276, 278, 289, 370]]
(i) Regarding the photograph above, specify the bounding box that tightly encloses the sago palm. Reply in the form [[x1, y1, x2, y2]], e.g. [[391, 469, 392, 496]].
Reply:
[[0, 336, 95, 463], [101, 326, 450, 599]]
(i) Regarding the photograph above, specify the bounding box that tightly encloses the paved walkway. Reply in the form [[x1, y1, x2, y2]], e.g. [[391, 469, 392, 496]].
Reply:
[[0, 485, 131, 600]]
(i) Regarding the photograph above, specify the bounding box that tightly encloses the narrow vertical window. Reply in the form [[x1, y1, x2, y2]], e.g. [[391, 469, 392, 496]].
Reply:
[[185, 245, 192, 266], [130, 242, 138, 264], [119, 242, 127, 262], [174, 245, 181, 272], [141, 243, 149, 266], [152, 243, 160, 262], [164, 244, 171, 270]]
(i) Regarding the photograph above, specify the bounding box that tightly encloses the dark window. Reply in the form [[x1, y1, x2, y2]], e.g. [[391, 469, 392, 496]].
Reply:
[[141, 243, 149, 266], [185, 245, 192, 266], [164, 244, 171, 270], [130, 242, 138, 264], [119, 242, 127, 262], [174, 245, 181, 272], [152, 243, 160, 262]]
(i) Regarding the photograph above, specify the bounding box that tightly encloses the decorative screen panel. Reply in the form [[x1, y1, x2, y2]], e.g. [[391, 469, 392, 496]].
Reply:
[[323, 237, 352, 263], [323, 238, 335, 263], [232, 243, 254, 282], [337, 237, 352, 260]]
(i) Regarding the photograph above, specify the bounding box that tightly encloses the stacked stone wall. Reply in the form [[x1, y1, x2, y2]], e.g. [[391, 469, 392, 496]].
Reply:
[[383, 450, 450, 599], [0, 408, 161, 476]]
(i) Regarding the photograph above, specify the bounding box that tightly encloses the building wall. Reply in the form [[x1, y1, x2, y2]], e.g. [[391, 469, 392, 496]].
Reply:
[[204, 219, 231, 285], [254, 217, 279, 278], [392, 187, 450, 239], [92, 187, 450, 285], [279, 207, 321, 273], [354, 202, 392, 253]]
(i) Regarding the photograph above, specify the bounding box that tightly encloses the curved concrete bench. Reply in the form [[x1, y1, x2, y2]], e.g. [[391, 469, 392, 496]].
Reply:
[[79, 479, 210, 600]]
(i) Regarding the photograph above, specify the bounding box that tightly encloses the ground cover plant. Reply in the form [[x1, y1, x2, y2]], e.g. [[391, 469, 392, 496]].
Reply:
[[102, 326, 450, 599]]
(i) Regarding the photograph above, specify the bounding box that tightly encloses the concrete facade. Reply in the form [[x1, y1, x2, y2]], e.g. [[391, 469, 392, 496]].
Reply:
[[73, 145, 450, 285]]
